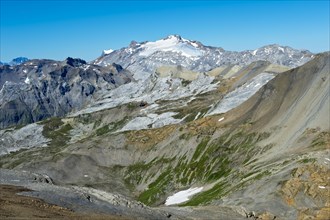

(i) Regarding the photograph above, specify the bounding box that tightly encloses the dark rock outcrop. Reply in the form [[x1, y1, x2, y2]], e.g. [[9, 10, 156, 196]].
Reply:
[[0, 59, 133, 129]]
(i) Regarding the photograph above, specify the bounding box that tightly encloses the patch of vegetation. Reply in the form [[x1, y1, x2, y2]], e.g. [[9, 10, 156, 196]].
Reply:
[[127, 129, 271, 206], [125, 157, 175, 187], [310, 131, 329, 149], [191, 137, 210, 161], [127, 102, 137, 110], [0, 148, 30, 168], [96, 125, 110, 136], [181, 79, 191, 87], [254, 170, 271, 180], [40, 117, 73, 147], [109, 117, 129, 132], [299, 158, 316, 164], [76, 113, 93, 124], [138, 169, 173, 205]]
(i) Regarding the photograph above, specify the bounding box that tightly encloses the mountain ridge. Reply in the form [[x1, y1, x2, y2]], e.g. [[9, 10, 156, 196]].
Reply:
[[94, 35, 314, 81], [0, 57, 29, 66]]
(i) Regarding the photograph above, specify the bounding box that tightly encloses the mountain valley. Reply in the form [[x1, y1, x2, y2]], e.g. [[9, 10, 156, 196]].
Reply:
[[0, 36, 329, 220]]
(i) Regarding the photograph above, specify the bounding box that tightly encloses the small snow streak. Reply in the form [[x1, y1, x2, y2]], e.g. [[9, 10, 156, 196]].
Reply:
[[165, 187, 203, 205]]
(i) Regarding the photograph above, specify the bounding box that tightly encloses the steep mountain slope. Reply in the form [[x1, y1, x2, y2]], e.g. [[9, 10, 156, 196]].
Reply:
[[211, 52, 330, 218], [0, 58, 132, 129], [94, 35, 313, 80], [0, 53, 328, 219]]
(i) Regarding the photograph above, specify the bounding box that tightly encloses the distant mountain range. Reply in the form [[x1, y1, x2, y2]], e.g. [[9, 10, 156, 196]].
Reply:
[[0, 35, 316, 128], [0, 57, 29, 66], [94, 35, 314, 80]]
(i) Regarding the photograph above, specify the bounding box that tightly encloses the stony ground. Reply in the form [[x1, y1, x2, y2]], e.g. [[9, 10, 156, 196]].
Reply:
[[0, 184, 131, 220]]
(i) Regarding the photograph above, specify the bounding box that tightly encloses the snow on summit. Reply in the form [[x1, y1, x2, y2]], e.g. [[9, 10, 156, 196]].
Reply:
[[139, 35, 203, 57], [103, 49, 114, 55]]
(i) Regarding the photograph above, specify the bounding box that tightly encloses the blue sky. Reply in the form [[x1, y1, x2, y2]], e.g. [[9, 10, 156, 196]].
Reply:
[[0, 0, 329, 62]]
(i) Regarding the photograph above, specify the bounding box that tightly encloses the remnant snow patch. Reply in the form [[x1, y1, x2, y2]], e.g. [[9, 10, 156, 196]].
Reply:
[[165, 187, 203, 205], [103, 49, 114, 55], [318, 186, 326, 189], [218, 117, 224, 122], [194, 112, 201, 120], [24, 77, 30, 84]]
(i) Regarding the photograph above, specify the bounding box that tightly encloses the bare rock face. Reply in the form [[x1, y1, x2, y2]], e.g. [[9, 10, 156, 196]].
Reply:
[[0, 58, 133, 129]]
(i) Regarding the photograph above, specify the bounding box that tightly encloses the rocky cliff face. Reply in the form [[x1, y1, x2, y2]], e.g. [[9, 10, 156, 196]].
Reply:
[[0, 58, 132, 129]]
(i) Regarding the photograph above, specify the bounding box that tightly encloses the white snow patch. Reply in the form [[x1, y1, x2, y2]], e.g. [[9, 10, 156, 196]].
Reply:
[[23, 69, 27, 73], [206, 73, 274, 116], [84, 175, 89, 177], [165, 187, 203, 205], [24, 77, 30, 84], [218, 117, 224, 122], [139, 36, 202, 57], [318, 186, 326, 189], [194, 112, 201, 120], [190, 42, 199, 48], [103, 49, 114, 55], [325, 158, 330, 161], [278, 47, 285, 53], [82, 65, 90, 71], [252, 49, 258, 55]]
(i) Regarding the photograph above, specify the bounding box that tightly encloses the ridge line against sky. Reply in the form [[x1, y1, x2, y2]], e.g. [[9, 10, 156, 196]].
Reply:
[[0, 0, 329, 62]]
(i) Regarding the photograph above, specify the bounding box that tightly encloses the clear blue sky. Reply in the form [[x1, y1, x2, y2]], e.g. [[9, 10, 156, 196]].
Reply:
[[0, 0, 329, 62]]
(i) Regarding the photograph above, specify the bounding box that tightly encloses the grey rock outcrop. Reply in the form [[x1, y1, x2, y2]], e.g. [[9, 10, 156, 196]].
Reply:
[[0, 58, 133, 129]]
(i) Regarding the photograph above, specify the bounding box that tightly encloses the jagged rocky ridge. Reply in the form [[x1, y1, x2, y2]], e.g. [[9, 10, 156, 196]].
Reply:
[[0, 36, 313, 129], [0, 57, 132, 128], [94, 35, 313, 80]]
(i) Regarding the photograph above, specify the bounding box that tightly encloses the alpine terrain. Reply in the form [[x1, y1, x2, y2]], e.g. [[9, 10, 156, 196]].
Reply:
[[0, 35, 328, 220]]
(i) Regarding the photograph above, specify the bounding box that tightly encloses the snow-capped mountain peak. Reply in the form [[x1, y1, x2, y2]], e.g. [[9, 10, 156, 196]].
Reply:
[[94, 35, 314, 80], [138, 34, 203, 57]]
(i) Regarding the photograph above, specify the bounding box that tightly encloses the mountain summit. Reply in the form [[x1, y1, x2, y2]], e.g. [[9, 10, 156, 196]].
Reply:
[[0, 57, 29, 66], [94, 35, 313, 80]]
